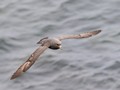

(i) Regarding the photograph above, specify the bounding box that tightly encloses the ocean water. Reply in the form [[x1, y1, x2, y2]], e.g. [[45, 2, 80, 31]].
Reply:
[[1, 0, 120, 90]]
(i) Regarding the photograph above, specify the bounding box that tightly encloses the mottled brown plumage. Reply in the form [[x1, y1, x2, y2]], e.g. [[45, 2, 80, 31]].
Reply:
[[11, 30, 101, 79]]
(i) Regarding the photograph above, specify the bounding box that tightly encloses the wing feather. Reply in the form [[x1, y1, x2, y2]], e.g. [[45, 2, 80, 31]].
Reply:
[[57, 30, 101, 40], [11, 42, 50, 80]]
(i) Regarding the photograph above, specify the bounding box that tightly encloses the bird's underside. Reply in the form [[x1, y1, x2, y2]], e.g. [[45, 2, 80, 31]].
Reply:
[[10, 30, 101, 80]]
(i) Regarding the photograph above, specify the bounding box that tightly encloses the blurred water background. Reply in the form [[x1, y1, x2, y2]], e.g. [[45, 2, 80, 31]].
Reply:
[[1, 0, 120, 90]]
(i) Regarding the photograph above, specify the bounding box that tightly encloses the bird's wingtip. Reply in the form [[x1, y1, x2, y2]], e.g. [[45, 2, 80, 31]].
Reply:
[[10, 76, 15, 80], [10, 74, 18, 80], [97, 30, 102, 33], [93, 30, 102, 35]]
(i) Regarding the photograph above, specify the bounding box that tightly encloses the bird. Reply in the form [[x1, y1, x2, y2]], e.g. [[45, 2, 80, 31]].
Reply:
[[10, 30, 101, 79]]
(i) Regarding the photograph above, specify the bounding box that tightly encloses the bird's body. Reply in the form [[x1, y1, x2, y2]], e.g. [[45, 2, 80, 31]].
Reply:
[[37, 37, 62, 49], [11, 30, 101, 79]]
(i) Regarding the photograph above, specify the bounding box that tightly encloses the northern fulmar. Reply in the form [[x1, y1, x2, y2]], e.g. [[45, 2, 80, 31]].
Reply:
[[11, 30, 101, 79]]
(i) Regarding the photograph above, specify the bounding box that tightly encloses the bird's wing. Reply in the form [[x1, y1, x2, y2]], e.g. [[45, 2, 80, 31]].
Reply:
[[11, 42, 50, 80], [57, 30, 101, 40]]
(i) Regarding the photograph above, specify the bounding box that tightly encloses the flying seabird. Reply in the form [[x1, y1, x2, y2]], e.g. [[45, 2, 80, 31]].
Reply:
[[11, 30, 101, 79]]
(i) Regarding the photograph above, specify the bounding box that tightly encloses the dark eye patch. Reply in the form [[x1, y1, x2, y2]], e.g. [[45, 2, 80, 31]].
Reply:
[[56, 44, 61, 46]]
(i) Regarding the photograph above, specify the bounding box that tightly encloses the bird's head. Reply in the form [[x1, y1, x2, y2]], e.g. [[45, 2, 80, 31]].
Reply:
[[49, 38, 62, 50]]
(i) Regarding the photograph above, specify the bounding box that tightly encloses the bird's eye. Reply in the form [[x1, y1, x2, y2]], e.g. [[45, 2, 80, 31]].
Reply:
[[57, 44, 60, 46]]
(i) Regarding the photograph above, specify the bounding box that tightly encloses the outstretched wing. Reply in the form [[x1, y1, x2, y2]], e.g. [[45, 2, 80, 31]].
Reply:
[[57, 30, 101, 40], [11, 42, 50, 80]]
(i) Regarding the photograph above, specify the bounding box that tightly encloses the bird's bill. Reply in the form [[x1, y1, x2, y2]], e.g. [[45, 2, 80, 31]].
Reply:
[[59, 45, 62, 49]]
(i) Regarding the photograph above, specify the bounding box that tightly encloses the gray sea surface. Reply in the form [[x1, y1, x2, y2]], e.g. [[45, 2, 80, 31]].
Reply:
[[1, 0, 120, 90]]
